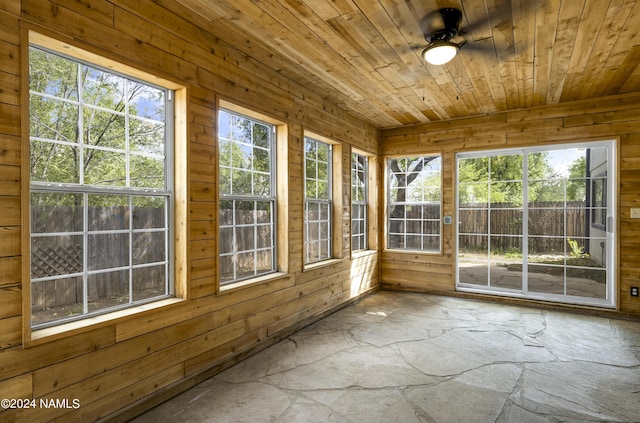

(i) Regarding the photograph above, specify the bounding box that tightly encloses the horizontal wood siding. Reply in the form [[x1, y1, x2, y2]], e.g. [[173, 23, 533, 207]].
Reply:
[[0, 1, 379, 422], [381, 92, 640, 315]]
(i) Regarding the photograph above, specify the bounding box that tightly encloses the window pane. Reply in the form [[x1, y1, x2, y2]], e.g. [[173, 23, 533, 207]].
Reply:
[[133, 265, 166, 301], [83, 107, 126, 149], [130, 155, 164, 189], [256, 225, 272, 249], [88, 194, 129, 231], [528, 209, 564, 236], [237, 226, 255, 252], [490, 209, 522, 235], [30, 141, 80, 184], [254, 173, 271, 196], [458, 209, 486, 235], [236, 201, 255, 224], [458, 157, 488, 183], [219, 255, 235, 283], [458, 182, 488, 207], [82, 66, 125, 109], [133, 196, 166, 229], [529, 180, 565, 204], [31, 193, 83, 233], [31, 276, 83, 326], [219, 200, 233, 226], [567, 178, 588, 202], [29, 48, 79, 100], [128, 83, 165, 121], [490, 154, 523, 181], [133, 232, 166, 265], [253, 123, 270, 148], [306, 179, 317, 199], [84, 148, 126, 186], [88, 270, 129, 313], [489, 182, 522, 206], [256, 250, 273, 274], [317, 181, 328, 199], [230, 114, 251, 143], [254, 147, 270, 172], [30, 96, 79, 142], [320, 203, 330, 220], [236, 251, 256, 279], [129, 119, 165, 155], [256, 202, 272, 224], [88, 233, 130, 270], [31, 235, 83, 278]]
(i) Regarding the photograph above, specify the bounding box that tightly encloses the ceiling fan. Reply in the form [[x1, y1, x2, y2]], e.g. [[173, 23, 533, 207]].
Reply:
[[419, 7, 499, 65]]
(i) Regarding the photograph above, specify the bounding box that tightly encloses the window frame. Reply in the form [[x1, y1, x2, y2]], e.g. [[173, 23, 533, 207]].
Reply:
[[24, 31, 188, 337], [217, 108, 277, 285], [303, 135, 334, 264], [351, 151, 368, 252], [385, 154, 443, 253], [216, 100, 288, 292], [455, 140, 617, 309]]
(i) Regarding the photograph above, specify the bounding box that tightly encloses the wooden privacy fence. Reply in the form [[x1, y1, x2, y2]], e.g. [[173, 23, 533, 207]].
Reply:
[[459, 201, 587, 253], [31, 205, 166, 313], [33, 202, 585, 310], [391, 201, 587, 253]]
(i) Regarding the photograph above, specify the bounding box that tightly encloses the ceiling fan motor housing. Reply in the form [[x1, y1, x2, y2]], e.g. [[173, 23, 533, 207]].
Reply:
[[425, 8, 463, 43]]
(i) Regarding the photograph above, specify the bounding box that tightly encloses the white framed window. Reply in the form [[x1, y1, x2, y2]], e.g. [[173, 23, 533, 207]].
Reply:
[[456, 141, 616, 308], [29, 44, 174, 328], [351, 152, 368, 251], [218, 109, 276, 284], [304, 136, 332, 263], [387, 155, 442, 252]]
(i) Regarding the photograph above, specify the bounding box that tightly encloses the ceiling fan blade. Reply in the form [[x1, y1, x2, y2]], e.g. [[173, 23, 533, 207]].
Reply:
[[462, 1, 537, 40], [460, 38, 496, 53]]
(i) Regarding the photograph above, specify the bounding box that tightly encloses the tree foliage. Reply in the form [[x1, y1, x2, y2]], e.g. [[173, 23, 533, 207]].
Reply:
[[218, 110, 272, 197], [458, 151, 587, 205], [29, 47, 166, 208]]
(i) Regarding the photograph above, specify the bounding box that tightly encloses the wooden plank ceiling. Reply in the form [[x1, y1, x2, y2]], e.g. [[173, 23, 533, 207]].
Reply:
[[167, 0, 640, 129]]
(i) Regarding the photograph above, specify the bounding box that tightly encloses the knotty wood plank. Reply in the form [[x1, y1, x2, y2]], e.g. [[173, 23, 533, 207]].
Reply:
[[0, 134, 20, 167], [0, 373, 32, 401], [50, 364, 183, 423], [0, 195, 19, 226], [32, 314, 214, 397], [0, 325, 115, 379]]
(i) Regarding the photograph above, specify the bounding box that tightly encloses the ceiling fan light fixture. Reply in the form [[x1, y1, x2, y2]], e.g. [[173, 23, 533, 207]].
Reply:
[[422, 41, 460, 65]]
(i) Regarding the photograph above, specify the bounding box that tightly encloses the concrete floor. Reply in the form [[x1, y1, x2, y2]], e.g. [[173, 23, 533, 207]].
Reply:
[[132, 291, 640, 423]]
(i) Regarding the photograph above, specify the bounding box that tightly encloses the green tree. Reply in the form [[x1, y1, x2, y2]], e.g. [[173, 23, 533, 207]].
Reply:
[[458, 152, 559, 205], [29, 47, 166, 208], [218, 111, 272, 196], [388, 156, 440, 239], [567, 155, 586, 201]]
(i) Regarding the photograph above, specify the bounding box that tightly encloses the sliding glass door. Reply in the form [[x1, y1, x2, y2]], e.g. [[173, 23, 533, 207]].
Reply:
[[456, 141, 616, 308]]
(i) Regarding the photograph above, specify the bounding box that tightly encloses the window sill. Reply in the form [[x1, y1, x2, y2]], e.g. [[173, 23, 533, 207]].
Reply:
[[351, 249, 377, 259], [27, 297, 185, 347], [382, 248, 443, 256], [218, 272, 289, 295], [303, 258, 344, 272]]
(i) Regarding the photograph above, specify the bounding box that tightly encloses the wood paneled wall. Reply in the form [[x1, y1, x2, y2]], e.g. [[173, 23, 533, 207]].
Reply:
[[380, 93, 640, 316], [0, 1, 379, 421]]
